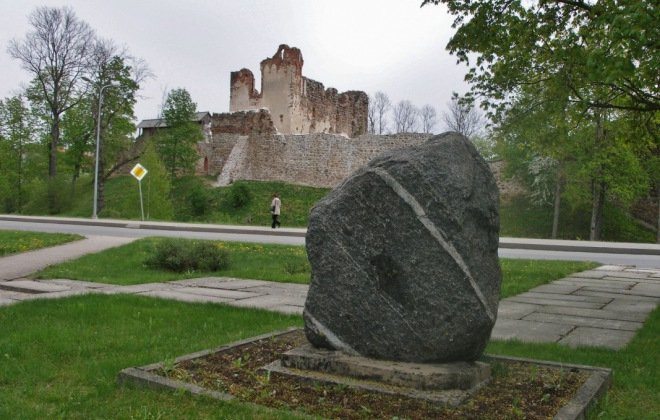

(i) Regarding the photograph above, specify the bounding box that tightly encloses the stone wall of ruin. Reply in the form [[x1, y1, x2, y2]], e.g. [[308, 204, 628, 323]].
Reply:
[[202, 131, 526, 198], [229, 45, 368, 138]]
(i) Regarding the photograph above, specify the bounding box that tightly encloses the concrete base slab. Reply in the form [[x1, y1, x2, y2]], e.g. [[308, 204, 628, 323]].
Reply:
[[490, 319, 574, 343], [559, 327, 636, 350], [168, 277, 271, 289], [280, 343, 491, 391]]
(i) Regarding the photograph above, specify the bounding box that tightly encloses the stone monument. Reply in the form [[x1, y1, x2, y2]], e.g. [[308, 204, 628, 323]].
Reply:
[[303, 132, 501, 363], [265, 132, 501, 404]]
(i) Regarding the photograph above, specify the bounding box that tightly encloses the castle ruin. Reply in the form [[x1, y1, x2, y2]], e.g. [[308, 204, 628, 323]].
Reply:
[[229, 44, 368, 138]]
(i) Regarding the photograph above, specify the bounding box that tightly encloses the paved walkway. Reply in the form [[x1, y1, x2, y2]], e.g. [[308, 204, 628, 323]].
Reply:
[[0, 235, 136, 281], [1, 261, 658, 349]]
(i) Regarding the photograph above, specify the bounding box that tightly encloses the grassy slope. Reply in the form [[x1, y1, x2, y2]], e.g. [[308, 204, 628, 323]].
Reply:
[[35, 237, 598, 293], [0, 230, 83, 256]]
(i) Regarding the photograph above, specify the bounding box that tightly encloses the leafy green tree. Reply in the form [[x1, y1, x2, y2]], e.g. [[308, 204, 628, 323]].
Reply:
[[0, 95, 39, 212], [422, 0, 658, 115], [156, 88, 203, 179], [86, 47, 141, 214]]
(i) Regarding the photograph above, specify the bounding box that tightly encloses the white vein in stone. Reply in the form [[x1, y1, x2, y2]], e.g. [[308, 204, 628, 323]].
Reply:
[[368, 166, 495, 322], [305, 311, 360, 356]]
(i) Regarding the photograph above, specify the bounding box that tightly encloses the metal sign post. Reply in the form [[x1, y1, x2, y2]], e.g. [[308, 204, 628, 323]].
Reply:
[[130, 163, 148, 221]]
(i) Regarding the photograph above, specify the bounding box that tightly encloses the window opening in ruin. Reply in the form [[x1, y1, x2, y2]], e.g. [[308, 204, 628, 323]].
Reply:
[[280, 114, 284, 123], [203, 157, 209, 174]]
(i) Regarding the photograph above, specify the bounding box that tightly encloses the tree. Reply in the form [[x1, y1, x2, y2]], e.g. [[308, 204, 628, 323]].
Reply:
[[419, 105, 437, 134], [0, 96, 36, 211], [442, 95, 483, 139], [155, 88, 203, 179], [8, 6, 95, 179], [371, 91, 391, 134], [422, 0, 659, 115], [424, 0, 659, 240], [393, 100, 419, 133]]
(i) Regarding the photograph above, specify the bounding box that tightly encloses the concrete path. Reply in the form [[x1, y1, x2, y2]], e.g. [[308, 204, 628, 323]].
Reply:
[[1, 263, 658, 350], [0, 235, 136, 281]]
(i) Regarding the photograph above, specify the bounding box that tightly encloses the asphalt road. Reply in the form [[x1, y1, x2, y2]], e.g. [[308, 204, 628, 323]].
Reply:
[[2, 219, 659, 268]]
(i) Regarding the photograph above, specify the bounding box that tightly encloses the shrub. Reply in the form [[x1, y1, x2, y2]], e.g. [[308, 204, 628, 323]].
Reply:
[[226, 183, 252, 209], [145, 239, 230, 272]]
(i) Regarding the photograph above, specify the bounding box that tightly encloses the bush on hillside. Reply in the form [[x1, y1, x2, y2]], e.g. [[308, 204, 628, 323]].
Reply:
[[225, 183, 252, 209], [145, 238, 230, 273]]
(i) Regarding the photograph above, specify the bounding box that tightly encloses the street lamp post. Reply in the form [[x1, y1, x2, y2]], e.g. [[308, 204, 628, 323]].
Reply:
[[84, 79, 119, 219]]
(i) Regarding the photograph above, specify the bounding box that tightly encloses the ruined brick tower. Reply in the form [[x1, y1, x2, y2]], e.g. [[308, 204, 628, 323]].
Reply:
[[230, 44, 368, 138]]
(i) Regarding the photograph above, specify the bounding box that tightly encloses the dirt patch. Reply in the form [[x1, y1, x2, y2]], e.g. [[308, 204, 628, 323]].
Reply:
[[159, 330, 589, 419]]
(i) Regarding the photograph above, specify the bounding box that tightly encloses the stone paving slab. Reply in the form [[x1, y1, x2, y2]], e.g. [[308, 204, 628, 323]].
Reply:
[[522, 312, 642, 331], [0, 289, 33, 300], [269, 304, 304, 315], [176, 286, 265, 300], [595, 265, 627, 271], [243, 285, 308, 298], [228, 294, 306, 309], [45, 279, 114, 289], [0, 279, 70, 293], [496, 302, 540, 320], [168, 277, 273, 289], [0, 297, 16, 306], [573, 290, 659, 302], [559, 327, 637, 350], [602, 299, 658, 313], [490, 319, 574, 343], [582, 285, 660, 298], [598, 271, 656, 280], [629, 283, 660, 298], [528, 283, 583, 294], [555, 277, 636, 288], [532, 305, 649, 323], [520, 291, 612, 304], [508, 296, 606, 309], [570, 271, 608, 279], [106, 283, 179, 294], [139, 290, 233, 304]]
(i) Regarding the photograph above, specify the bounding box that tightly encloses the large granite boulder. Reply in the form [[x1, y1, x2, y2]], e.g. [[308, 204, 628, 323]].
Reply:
[[303, 132, 501, 363]]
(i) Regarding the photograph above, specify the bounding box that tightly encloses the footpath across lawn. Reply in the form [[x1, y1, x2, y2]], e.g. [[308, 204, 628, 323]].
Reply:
[[0, 229, 83, 256], [34, 237, 599, 297]]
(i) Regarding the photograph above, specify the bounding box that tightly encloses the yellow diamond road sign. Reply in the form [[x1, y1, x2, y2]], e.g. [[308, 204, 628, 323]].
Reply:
[[130, 163, 148, 181]]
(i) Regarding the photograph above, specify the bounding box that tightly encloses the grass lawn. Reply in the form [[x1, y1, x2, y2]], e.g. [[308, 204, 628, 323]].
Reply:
[[0, 295, 303, 419], [35, 238, 311, 285], [0, 293, 656, 418], [0, 229, 83, 257], [35, 237, 599, 297]]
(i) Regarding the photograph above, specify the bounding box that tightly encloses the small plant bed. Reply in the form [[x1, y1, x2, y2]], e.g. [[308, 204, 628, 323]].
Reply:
[[0, 229, 83, 256], [139, 329, 604, 420]]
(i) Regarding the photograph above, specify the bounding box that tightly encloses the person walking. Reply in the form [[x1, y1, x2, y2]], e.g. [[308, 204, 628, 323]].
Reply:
[[270, 193, 281, 228]]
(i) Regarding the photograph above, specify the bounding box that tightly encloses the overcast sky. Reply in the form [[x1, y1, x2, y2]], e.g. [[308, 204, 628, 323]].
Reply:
[[1, 0, 469, 128]]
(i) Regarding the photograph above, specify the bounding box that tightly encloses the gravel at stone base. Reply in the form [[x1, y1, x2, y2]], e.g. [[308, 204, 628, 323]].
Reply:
[[160, 330, 588, 420]]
